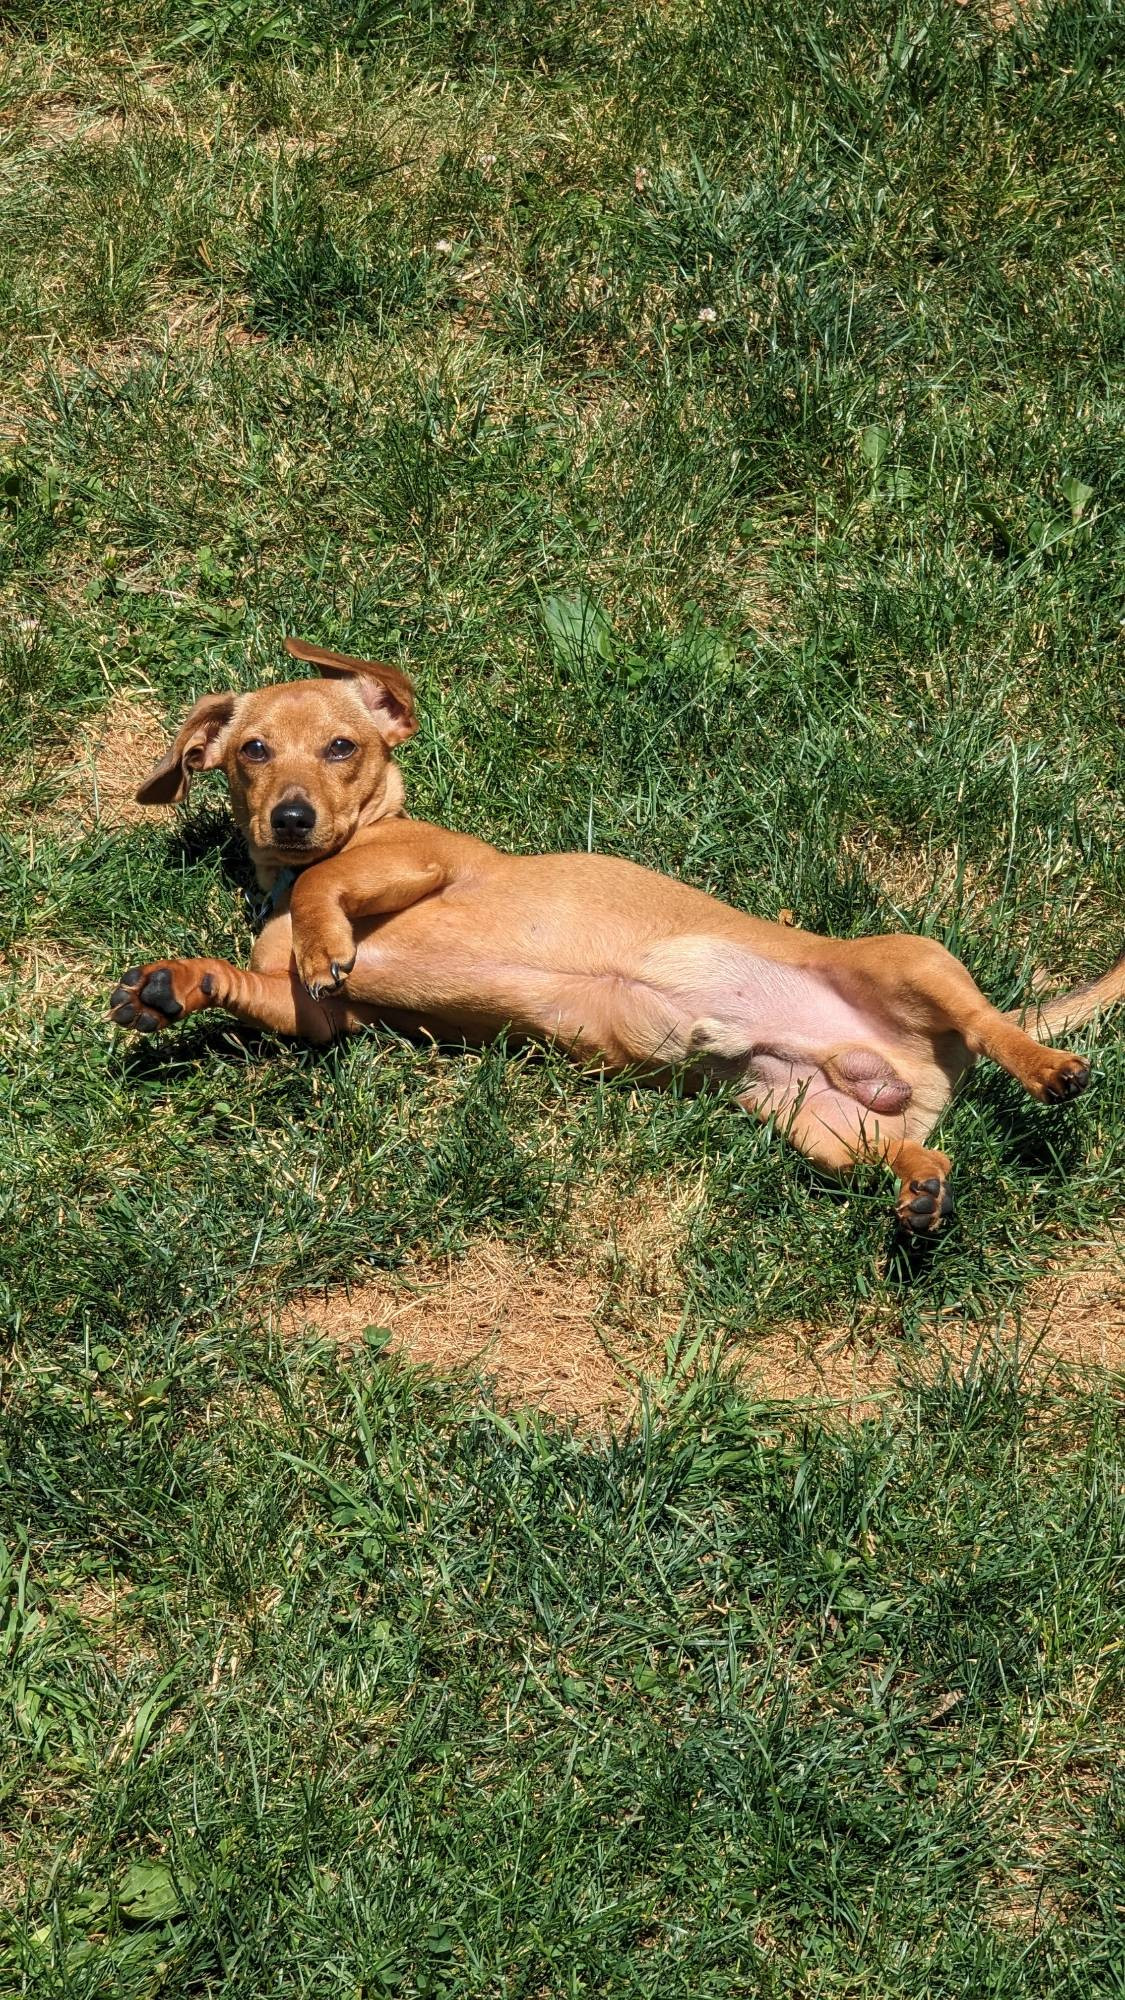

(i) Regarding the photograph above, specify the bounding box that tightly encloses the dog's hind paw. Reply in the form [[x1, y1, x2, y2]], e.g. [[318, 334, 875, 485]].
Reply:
[[895, 1172, 955, 1236], [1040, 1053, 1091, 1104]]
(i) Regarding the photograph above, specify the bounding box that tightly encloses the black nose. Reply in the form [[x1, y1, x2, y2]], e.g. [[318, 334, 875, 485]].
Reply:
[[270, 796, 316, 838]]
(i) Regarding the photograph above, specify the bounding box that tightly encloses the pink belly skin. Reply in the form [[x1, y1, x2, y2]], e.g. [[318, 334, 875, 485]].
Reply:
[[349, 926, 913, 1112]]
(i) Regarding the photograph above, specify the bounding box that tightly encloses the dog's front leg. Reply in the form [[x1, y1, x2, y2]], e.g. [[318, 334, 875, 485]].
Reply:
[[109, 957, 355, 1045], [289, 847, 447, 1000]]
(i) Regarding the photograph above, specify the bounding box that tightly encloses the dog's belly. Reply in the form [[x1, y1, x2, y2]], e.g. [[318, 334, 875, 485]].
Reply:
[[349, 913, 913, 1109]]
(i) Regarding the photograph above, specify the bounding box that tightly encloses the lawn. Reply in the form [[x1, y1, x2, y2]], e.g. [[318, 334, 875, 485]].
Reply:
[[1, 0, 1124, 1993]]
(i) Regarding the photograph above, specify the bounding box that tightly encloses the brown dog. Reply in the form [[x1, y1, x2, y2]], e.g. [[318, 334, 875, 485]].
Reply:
[[110, 639, 1123, 1233]]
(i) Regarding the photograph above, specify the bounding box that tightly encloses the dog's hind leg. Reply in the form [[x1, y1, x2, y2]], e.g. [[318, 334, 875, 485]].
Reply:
[[837, 935, 1093, 1106], [738, 1080, 954, 1236]]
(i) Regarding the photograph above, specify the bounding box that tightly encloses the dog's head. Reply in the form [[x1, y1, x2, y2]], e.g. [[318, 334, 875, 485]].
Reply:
[[136, 638, 416, 875]]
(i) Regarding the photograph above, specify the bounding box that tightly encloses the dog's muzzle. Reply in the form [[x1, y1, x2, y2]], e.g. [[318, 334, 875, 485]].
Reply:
[[270, 795, 317, 845]]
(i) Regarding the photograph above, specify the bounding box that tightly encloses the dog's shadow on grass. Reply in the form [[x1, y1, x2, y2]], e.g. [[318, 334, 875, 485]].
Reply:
[[116, 1019, 333, 1082], [115, 1006, 441, 1083], [881, 1085, 1096, 1293], [168, 807, 255, 894], [974, 1073, 1091, 1180], [883, 1224, 946, 1288]]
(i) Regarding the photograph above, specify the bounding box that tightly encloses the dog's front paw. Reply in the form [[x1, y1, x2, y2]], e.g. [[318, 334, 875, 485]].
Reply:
[[110, 960, 219, 1032], [294, 937, 356, 1003]]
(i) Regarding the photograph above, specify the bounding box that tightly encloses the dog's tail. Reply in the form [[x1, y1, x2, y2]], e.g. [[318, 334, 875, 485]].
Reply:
[[1006, 945, 1125, 1043]]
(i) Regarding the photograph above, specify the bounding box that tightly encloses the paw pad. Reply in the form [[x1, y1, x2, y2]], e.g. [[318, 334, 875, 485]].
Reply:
[[109, 964, 183, 1032], [897, 1174, 955, 1236]]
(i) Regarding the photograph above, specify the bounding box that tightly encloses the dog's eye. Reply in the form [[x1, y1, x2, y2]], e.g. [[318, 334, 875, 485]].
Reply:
[[324, 737, 358, 761], [239, 738, 270, 763]]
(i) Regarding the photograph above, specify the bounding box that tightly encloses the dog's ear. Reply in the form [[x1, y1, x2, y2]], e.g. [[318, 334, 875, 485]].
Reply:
[[283, 636, 417, 746], [135, 691, 239, 805]]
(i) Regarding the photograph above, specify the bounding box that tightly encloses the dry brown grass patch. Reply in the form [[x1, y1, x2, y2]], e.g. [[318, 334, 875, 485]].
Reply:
[[19, 99, 127, 147], [279, 1245, 925, 1429], [70, 1576, 150, 1676], [954, 0, 1038, 28], [16, 293, 265, 385], [986, 1750, 1109, 1935], [737, 1327, 905, 1422], [54, 690, 168, 831], [838, 828, 995, 919], [5, 58, 188, 148], [0, 938, 102, 1015], [1019, 1239, 1125, 1376], [276, 1181, 1124, 1431], [278, 1183, 700, 1429], [163, 296, 266, 351], [742, 1234, 1125, 1421], [280, 1241, 635, 1428]]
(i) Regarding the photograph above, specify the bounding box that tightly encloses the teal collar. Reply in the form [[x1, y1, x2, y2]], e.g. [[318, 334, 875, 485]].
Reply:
[[252, 866, 298, 926]]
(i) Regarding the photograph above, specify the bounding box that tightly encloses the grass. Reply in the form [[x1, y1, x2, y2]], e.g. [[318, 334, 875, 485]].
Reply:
[[1, 0, 1123, 1992]]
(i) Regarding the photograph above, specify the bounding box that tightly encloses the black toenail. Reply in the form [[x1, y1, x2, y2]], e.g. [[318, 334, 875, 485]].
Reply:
[[201, 973, 216, 997]]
